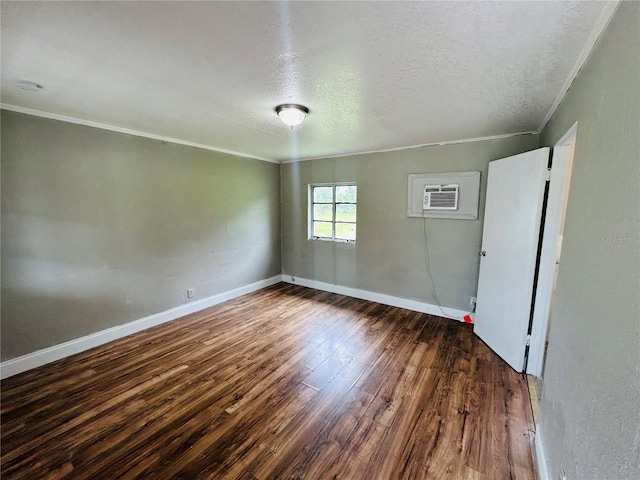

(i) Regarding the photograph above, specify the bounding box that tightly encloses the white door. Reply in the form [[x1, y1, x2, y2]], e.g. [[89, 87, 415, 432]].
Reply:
[[474, 148, 550, 371]]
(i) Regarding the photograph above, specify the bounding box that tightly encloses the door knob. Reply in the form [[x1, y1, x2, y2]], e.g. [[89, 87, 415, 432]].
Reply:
[[480, 250, 487, 256]]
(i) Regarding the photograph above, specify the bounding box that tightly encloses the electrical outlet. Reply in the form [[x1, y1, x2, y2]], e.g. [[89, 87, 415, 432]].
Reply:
[[470, 296, 477, 311], [186, 288, 194, 299]]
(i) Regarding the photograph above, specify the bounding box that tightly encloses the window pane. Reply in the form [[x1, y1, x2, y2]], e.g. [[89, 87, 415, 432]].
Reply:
[[313, 204, 332, 221], [335, 204, 356, 222], [313, 186, 333, 203], [336, 185, 357, 203], [335, 223, 356, 241], [313, 221, 333, 238]]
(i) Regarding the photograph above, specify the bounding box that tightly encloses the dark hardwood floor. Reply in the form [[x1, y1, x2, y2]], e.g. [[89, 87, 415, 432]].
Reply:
[[1, 283, 535, 479]]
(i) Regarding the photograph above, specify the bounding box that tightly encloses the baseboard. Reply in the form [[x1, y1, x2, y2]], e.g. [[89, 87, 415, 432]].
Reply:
[[2, 274, 468, 379], [0, 275, 282, 379], [281, 274, 469, 321], [534, 422, 551, 480]]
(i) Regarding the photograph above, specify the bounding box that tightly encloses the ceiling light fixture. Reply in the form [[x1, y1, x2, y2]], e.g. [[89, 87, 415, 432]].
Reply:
[[275, 104, 309, 128]]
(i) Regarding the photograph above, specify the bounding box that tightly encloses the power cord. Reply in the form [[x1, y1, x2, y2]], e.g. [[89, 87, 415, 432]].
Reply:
[[422, 215, 449, 318]]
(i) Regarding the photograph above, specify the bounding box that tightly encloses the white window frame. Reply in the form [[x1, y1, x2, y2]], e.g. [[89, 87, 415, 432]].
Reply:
[[308, 183, 357, 243]]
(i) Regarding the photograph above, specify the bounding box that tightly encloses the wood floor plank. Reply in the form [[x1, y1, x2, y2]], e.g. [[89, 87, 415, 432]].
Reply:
[[1, 283, 535, 479]]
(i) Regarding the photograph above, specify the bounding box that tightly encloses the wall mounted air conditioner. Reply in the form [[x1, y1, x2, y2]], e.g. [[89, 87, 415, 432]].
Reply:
[[408, 171, 480, 219], [423, 184, 459, 210]]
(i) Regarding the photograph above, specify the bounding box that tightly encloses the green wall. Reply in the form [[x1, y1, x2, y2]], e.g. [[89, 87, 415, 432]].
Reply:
[[281, 134, 538, 311], [1, 111, 281, 360], [538, 2, 640, 479]]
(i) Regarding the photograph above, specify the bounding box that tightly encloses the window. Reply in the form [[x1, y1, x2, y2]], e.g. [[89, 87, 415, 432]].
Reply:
[[310, 184, 357, 242]]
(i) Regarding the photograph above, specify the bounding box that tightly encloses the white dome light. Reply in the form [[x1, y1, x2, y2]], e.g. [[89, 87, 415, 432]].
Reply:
[[275, 104, 309, 128]]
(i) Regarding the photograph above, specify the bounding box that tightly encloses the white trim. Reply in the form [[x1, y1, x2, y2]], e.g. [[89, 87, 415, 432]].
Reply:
[[0, 104, 279, 164], [0, 275, 282, 379], [3, 102, 535, 164], [308, 183, 358, 242], [555, 121, 578, 147], [281, 274, 469, 321], [279, 131, 538, 163], [534, 423, 551, 480], [537, 1, 620, 132]]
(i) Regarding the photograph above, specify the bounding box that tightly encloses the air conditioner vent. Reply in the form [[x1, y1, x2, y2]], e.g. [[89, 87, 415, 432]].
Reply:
[[423, 184, 459, 210]]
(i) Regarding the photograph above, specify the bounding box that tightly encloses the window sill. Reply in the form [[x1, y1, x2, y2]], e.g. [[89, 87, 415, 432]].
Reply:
[[309, 237, 356, 245]]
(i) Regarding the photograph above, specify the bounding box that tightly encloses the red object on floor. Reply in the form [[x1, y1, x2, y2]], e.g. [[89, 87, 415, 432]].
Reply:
[[463, 314, 473, 324]]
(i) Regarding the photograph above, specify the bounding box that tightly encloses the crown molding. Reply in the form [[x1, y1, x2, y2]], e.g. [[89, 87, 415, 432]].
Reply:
[[0, 103, 279, 164], [537, 0, 620, 133], [281, 131, 538, 163]]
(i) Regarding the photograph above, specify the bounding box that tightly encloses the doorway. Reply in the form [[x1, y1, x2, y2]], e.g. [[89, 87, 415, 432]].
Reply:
[[527, 123, 578, 393]]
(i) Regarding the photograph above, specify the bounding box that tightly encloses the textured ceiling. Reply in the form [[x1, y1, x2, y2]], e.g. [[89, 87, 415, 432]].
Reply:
[[1, 1, 617, 162]]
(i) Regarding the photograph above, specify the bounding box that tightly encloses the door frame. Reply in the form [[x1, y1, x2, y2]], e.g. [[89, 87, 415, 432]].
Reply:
[[526, 122, 577, 376]]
